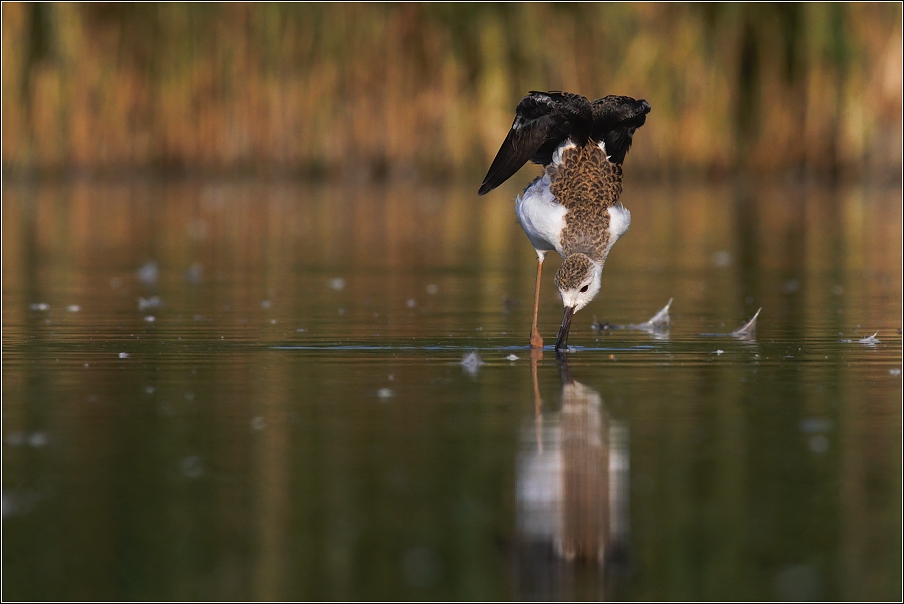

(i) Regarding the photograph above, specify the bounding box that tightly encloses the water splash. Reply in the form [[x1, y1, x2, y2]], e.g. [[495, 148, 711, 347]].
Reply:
[[461, 352, 484, 375], [592, 298, 672, 339], [731, 308, 761, 341]]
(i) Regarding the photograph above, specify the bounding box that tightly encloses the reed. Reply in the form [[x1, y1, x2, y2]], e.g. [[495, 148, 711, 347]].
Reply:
[[2, 3, 900, 179]]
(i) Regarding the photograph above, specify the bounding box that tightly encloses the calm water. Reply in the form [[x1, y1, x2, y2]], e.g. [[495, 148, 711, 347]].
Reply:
[[2, 178, 901, 601]]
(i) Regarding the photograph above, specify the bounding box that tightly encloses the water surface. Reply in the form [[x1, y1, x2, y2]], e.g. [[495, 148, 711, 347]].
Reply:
[[2, 179, 901, 600]]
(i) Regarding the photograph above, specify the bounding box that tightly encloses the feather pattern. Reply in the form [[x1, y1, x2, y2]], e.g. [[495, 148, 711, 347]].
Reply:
[[478, 92, 650, 196]]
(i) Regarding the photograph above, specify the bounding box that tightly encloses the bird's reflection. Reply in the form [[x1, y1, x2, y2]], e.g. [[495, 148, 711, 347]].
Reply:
[[514, 351, 630, 599]]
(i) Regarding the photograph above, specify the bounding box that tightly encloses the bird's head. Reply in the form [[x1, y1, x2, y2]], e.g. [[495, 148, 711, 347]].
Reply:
[[553, 253, 603, 351]]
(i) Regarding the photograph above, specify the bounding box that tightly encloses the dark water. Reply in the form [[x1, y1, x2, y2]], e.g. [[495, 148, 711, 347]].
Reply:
[[2, 179, 901, 601]]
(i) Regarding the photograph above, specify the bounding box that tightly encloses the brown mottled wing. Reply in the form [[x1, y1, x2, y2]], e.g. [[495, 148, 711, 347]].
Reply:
[[478, 92, 574, 196]]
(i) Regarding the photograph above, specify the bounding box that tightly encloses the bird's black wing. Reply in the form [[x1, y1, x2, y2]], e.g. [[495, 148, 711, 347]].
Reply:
[[590, 96, 651, 165], [478, 92, 583, 196]]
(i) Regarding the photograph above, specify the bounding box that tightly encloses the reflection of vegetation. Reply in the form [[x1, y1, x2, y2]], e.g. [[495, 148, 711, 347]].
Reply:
[[1, 180, 901, 600], [1, 3, 900, 178]]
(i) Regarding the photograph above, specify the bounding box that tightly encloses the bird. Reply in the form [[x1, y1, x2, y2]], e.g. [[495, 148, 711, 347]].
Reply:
[[478, 91, 650, 352]]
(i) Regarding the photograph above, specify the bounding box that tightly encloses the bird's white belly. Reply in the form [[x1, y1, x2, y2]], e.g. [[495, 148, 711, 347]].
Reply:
[[516, 174, 567, 256]]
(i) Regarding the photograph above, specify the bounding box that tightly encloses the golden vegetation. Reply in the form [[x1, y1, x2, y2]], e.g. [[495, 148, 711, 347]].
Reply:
[[2, 3, 901, 179]]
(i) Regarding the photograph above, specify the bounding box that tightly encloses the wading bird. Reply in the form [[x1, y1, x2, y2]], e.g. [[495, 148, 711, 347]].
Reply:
[[479, 92, 650, 352]]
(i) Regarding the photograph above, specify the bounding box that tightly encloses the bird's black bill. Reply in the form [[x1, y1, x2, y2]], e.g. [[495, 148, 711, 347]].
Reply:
[[554, 306, 575, 352]]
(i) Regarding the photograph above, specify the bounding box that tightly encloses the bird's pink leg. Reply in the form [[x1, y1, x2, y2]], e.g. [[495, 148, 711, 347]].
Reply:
[[530, 256, 545, 349]]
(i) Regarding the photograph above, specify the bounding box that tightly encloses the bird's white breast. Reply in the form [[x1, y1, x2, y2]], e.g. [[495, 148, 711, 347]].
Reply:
[[604, 202, 631, 258], [516, 174, 567, 256]]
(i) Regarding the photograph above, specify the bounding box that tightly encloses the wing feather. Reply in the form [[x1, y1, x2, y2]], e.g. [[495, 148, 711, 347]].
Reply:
[[478, 92, 646, 194], [590, 96, 651, 165], [478, 92, 572, 196]]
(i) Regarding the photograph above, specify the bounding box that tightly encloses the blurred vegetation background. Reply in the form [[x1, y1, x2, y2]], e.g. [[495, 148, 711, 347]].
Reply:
[[2, 2, 901, 181]]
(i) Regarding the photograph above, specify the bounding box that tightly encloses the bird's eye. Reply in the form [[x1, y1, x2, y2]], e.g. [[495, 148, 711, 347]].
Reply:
[[580, 285, 589, 293]]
